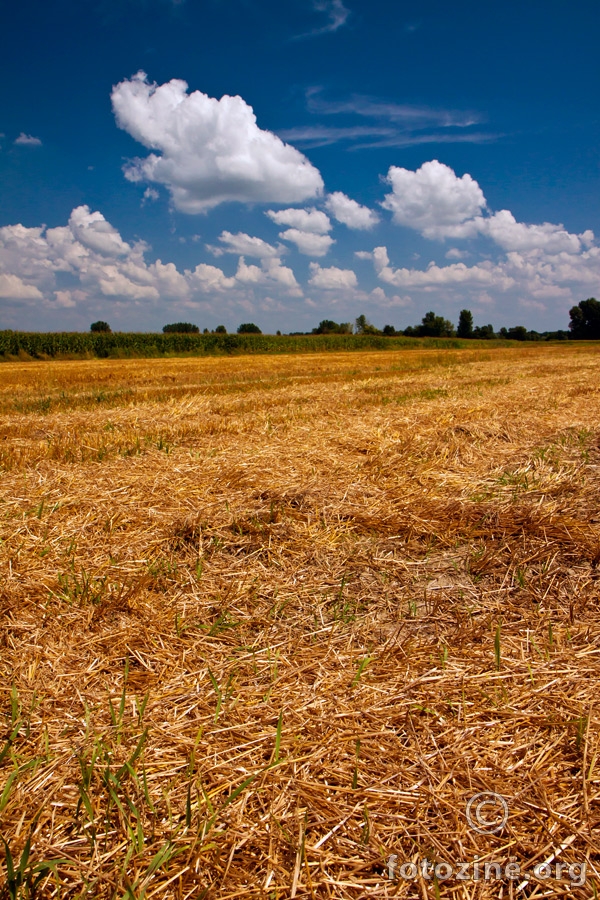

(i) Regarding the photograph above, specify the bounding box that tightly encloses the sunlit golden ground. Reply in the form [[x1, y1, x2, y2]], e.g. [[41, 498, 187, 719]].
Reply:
[[1, 344, 600, 898]]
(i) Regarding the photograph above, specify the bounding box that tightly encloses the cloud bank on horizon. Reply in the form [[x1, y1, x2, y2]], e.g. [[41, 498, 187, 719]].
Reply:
[[1, 74, 598, 330]]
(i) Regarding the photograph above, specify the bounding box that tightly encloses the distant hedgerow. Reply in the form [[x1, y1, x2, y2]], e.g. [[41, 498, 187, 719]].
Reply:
[[163, 322, 200, 333]]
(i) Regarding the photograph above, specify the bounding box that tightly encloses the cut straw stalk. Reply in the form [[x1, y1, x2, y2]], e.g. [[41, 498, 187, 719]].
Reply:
[[0, 344, 599, 897]]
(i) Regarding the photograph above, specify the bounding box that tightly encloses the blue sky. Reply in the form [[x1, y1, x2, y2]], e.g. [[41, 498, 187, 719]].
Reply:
[[1, 0, 599, 333]]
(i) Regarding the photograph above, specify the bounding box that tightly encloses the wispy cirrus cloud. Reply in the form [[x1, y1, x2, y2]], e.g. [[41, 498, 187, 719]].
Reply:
[[280, 87, 498, 150], [279, 124, 498, 150], [305, 89, 480, 127], [353, 131, 498, 151], [313, 0, 350, 33], [293, 0, 351, 40], [276, 124, 396, 149]]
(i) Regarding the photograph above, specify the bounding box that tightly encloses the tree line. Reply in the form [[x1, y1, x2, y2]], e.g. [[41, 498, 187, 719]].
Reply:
[[92, 321, 265, 335], [308, 310, 570, 341], [90, 298, 599, 341], [309, 300, 600, 340]]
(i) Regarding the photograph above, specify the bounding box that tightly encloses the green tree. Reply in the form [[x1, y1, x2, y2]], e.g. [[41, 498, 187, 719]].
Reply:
[[237, 323, 262, 334], [355, 314, 379, 335], [313, 319, 340, 334], [457, 309, 474, 338], [214, 325, 227, 333], [90, 320, 111, 333], [163, 322, 199, 333], [312, 319, 352, 335], [417, 311, 455, 337], [569, 298, 600, 339], [355, 314, 368, 334], [507, 326, 528, 341], [382, 324, 397, 336], [473, 323, 495, 340]]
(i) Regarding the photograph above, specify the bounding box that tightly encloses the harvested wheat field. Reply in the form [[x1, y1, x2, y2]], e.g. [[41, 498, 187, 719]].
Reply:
[[1, 343, 600, 899]]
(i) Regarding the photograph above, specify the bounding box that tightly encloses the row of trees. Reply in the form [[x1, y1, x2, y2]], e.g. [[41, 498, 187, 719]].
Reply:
[[90, 299, 599, 341], [91, 322, 263, 335], [311, 302, 598, 340], [162, 322, 263, 334], [309, 312, 568, 341]]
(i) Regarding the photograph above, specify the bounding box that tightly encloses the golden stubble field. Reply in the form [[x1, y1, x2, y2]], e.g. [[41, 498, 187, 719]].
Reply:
[[1, 344, 599, 899]]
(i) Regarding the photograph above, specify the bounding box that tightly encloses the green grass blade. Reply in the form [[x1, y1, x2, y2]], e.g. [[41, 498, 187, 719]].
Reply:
[[222, 771, 260, 810], [351, 656, 372, 688], [0, 770, 19, 813], [1, 838, 15, 885]]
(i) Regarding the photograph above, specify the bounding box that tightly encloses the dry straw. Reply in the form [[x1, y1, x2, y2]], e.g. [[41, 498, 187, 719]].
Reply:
[[0, 344, 599, 898]]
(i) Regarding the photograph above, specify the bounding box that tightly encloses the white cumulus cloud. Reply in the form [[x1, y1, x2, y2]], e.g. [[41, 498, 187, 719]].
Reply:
[[266, 207, 334, 256], [235, 257, 302, 295], [364, 241, 600, 308], [208, 231, 283, 259], [0, 273, 43, 300], [68, 206, 132, 257], [187, 263, 236, 293], [53, 290, 78, 308], [382, 160, 486, 238], [2, 196, 598, 326], [308, 262, 358, 290], [481, 209, 588, 254], [0, 206, 306, 311], [279, 229, 335, 257], [381, 160, 594, 260], [266, 207, 331, 234], [111, 72, 324, 213], [325, 192, 379, 230], [370, 245, 514, 289], [96, 268, 159, 301]]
